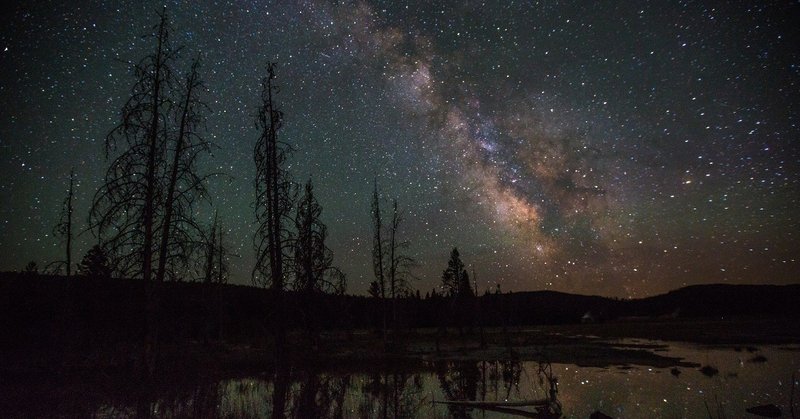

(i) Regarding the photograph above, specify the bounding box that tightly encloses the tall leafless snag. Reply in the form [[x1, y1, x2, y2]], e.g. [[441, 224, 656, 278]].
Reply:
[[252, 62, 295, 291], [50, 169, 75, 276], [252, 62, 294, 419], [372, 182, 416, 348], [89, 9, 178, 280], [202, 211, 230, 341], [371, 180, 387, 346], [203, 210, 230, 285], [203, 214, 218, 285], [91, 17, 210, 281], [89, 10, 212, 376], [155, 57, 213, 283], [387, 199, 416, 333]]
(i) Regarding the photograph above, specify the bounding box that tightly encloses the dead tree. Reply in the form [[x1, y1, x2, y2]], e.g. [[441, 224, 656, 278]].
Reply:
[[386, 199, 416, 337], [371, 180, 387, 347], [89, 10, 212, 376], [154, 57, 212, 283], [252, 62, 294, 419], [90, 10, 175, 280], [252, 62, 295, 292], [203, 211, 230, 285], [203, 212, 219, 285], [51, 169, 75, 276], [202, 210, 230, 341]]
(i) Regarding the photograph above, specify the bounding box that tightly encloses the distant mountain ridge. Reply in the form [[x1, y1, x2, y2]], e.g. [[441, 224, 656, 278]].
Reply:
[[1, 273, 796, 330], [488, 283, 800, 323]]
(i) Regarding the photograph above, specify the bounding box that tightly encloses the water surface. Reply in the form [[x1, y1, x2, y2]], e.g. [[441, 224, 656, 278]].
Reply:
[[7, 340, 799, 418]]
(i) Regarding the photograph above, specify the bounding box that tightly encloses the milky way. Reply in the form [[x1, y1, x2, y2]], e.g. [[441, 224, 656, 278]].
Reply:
[[1, 1, 798, 297]]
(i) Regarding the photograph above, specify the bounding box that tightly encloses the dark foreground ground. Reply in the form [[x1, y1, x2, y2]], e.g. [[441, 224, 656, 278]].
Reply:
[[6, 316, 797, 375], [1, 273, 797, 376], [308, 316, 800, 368]]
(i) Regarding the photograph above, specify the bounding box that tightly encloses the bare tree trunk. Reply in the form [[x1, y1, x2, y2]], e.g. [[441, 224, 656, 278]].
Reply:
[[265, 68, 288, 398], [142, 13, 167, 379], [204, 213, 217, 284], [54, 169, 76, 277], [474, 267, 486, 348], [217, 222, 224, 341], [65, 169, 74, 278], [371, 180, 387, 350], [253, 64, 292, 418], [389, 200, 397, 340], [156, 60, 199, 285]]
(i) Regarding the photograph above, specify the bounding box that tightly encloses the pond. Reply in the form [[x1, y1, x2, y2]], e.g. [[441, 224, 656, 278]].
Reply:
[[6, 340, 799, 418]]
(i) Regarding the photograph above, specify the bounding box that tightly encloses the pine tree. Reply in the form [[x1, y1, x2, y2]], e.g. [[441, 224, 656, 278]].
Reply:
[[293, 180, 345, 295], [441, 248, 470, 297], [78, 245, 112, 279]]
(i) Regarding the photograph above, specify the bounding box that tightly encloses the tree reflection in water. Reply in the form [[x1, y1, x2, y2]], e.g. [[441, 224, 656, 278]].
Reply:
[[221, 366, 425, 419], [435, 359, 561, 418], [13, 360, 562, 418], [357, 369, 425, 418], [287, 368, 350, 418]]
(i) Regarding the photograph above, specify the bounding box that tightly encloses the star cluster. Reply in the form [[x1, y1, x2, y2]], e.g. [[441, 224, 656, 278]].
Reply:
[[0, 1, 797, 297]]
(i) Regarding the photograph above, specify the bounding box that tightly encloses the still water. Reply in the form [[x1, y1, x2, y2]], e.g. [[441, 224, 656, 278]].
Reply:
[[12, 341, 800, 418]]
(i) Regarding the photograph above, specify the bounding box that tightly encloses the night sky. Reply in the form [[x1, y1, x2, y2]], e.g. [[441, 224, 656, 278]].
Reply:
[[1, 1, 798, 297]]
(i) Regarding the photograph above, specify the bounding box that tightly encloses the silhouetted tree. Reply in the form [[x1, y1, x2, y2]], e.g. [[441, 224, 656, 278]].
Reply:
[[252, 62, 294, 419], [441, 248, 473, 334], [90, 10, 176, 280], [252, 62, 295, 291], [370, 182, 416, 346], [89, 10, 212, 376], [386, 199, 416, 337], [50, 169, 75, 276], [293, 180, 345, 295], [441, 248, 471, 298], [293, 180, 345, 341], [368, 280, 382, 299], [90, 13, 212, 282], [23, 261, 38, 276], [201, 211, 229, 341], [77, 244, 112, 279], [154, 57, 212, 284], [371, 180, 388, 347], [203, 213, 218, 284], [202, 211, 229, 285]]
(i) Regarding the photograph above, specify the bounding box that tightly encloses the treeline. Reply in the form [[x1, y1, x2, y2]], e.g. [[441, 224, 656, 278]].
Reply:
[[3, 273, 798, 356]]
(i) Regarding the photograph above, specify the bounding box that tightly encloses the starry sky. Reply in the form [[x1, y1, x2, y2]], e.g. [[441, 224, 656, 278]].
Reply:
[[1, 1, 798, 298]]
